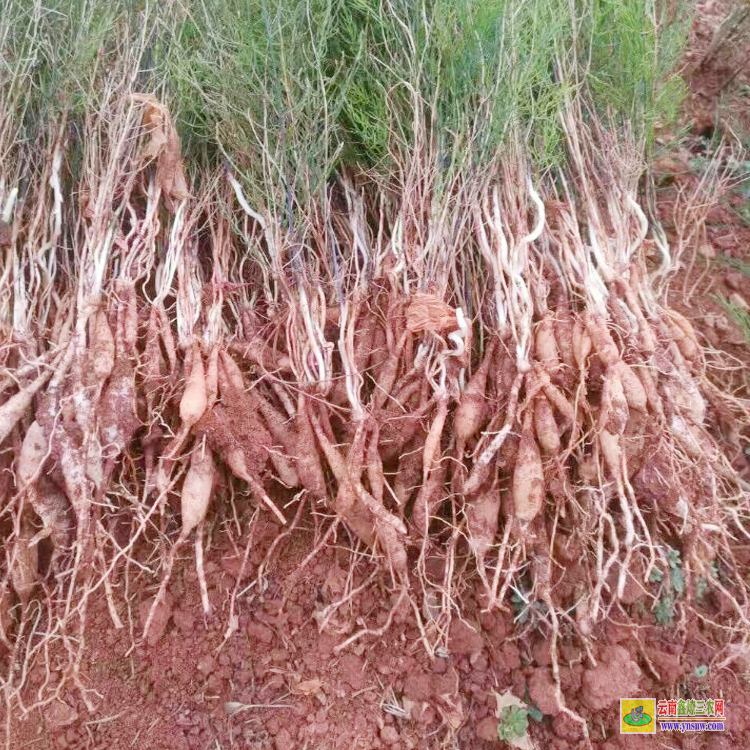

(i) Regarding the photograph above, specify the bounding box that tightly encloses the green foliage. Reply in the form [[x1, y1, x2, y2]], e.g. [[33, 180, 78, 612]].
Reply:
[[695, 575, 709, 600], [651, 548, 721, 623], [732, 201, 750, 227], [651, 546, 687, 624], [527, 705, 544, 722], [654, 595, 677, 624], [716, 294, 750, 344], [578, 0, 690, 149], [731, 165, 750, 224], [0, 0, 146, 193], [426, 0, 574, 169], [695, 561, 719, 600], [497, 705, 529, 743], [716, 254, 750, 277], [299, 0, 687, 174], [165, 0, 353, 212], [1, 0, 694, 205]]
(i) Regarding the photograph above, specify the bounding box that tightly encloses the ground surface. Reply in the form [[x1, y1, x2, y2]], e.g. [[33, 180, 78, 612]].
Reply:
[[6, 511, 750, 750], [3, 3, 750, 749]]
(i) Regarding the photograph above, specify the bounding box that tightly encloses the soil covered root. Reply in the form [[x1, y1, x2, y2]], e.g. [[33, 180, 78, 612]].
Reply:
[[0, 239, 747, 710], [2, 290, 746, 626]]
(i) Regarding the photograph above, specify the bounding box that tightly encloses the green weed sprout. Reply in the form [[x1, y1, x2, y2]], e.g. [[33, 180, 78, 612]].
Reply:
[[497, 705, 529, 743]]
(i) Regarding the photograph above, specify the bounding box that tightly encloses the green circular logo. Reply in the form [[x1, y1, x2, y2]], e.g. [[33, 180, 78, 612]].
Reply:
[[624, 711, 653, 727]]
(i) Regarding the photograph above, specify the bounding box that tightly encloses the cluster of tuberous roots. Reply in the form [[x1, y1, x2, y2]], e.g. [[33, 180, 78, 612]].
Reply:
[[1, 95, 748, 739]]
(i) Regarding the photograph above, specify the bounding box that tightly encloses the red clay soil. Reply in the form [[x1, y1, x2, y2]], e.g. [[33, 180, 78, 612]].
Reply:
[[655, 0, 750, 483], [5, 510, 750, 750], [683, 0, 750, 137]]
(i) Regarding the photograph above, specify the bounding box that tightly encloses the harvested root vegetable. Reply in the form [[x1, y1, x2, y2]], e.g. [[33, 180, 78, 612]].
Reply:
[[676, 322, 699, 355], [339, 499, 376, 548], [600, 365, 629, 434], [309, 410, 356, 493], [217, 361, 293, 491], [613, 361, 647, 413], [248, 388, 298, 456], [16, 422, 72, 556], [10, 518, 39, 603], [180, 345, 208, 425], [158, 345, 209, 490], [420, 395, 449, 480], [375, 519, 408, 575], [412, 460, 447, 537], [413, 395, 449, 535], [243, 385, 299, 488], [554, 296, 575, 371], [180, 444, 216, 537], [512, 410, 544, 521], [533, 366, 576, 425], [377, 379, 423, 461], [394, 442, 422, 508], [16, 420, 49, 488], [614, 275, 657, 354], [142, 308, 165, 397], [534, 394, 560, 454], [662, 375, 706, 426], [145, 443, 216, 637], [218, 350, 245, 392], [27, 478, 73, 555], [636, 365, 664, 419], [351, 478, 406, 536], [294, 393, 327, 499], [371, 331, 409, 412], [312, 413, 406, 543], [91, 309, 115, 382], [220, 443, 286, 525], [195, 521, 210, 614], [621, 411, 649, 476], [465, 484, 501, 585], [352, 306, 379, 375], [268, 450, 300, 489], [585, 312, 620, 367], [464, 371, 524, 496], [667, 310, 699, 360], [494, 344, 517, 394], [99, 360, 139, 458], [365, 427, 385, 505], [229, 339, 292, 373], [0, 367, 54, 447], [0, 351, 57, 394], [454, 340, 496, 448], [599, 428, 622, 479], [195, 404, 268, 480], [535, 316, 560, 374], [368, 313, 389, 376], [668, 414, 704, 459], [4, 46, 749, 696], [56, 426, 92, 530], [157, 301, 178, 374], [117, 279, 139, 356]]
